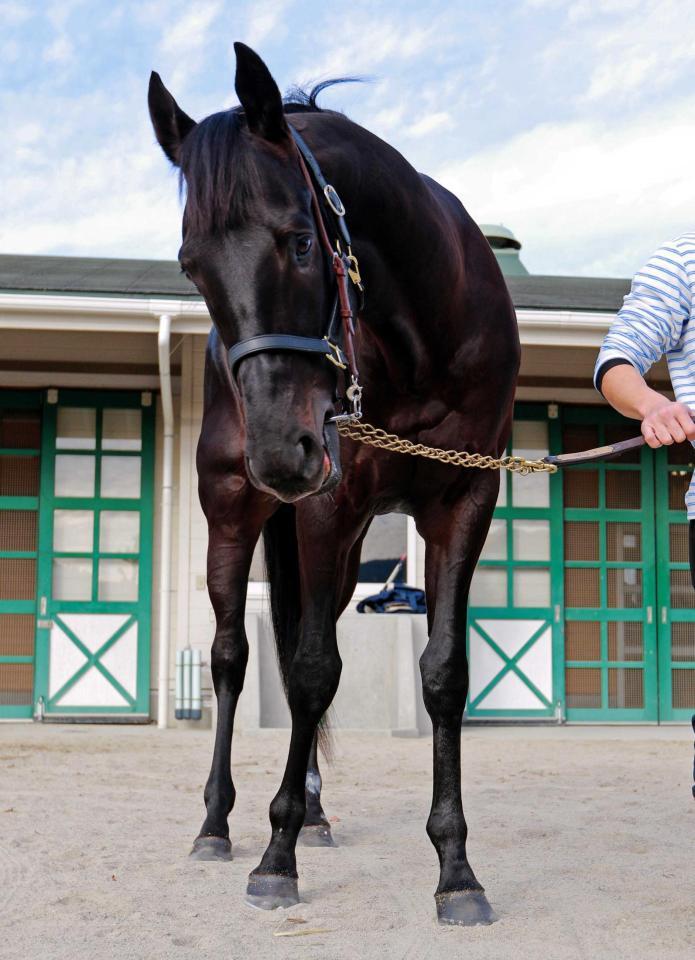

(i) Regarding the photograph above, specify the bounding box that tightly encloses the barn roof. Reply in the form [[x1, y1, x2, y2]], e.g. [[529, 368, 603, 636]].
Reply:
[[0, 253, 630, 313], [0, 254, 198, 299]]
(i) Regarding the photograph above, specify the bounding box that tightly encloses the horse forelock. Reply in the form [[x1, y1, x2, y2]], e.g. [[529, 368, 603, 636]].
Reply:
[[179, 109, 261, 235], [178, 80, 361, 236]]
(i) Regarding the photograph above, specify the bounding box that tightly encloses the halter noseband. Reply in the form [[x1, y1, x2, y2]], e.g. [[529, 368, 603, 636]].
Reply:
[[226, 123, 364, 422]]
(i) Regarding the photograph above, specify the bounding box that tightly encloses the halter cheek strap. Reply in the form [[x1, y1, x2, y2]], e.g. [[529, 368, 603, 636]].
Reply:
[[226, 122, 364, 421]]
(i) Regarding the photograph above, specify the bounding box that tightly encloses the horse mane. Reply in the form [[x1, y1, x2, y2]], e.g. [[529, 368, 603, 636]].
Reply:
[[179, 79, 363, 235], [283, 77, 363, 112]]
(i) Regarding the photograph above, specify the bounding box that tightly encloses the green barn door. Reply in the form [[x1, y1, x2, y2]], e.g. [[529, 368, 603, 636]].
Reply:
[[467, 405, 564, 718], [655, 443, 695, 721], [562, 409, 658, 721], [0, 394, 43, 719], [33, 391, 154, 718]]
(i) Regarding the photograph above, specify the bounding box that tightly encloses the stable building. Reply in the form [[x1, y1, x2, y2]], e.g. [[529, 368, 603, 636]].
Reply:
[[0, 244, 692, 727]]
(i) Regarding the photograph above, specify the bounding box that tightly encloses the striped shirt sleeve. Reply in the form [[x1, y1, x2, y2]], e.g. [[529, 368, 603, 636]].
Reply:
[[594, 243, 692, 389]]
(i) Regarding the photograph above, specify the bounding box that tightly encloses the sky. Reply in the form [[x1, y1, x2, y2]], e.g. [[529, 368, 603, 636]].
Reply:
[[2, 0, 695, 277]]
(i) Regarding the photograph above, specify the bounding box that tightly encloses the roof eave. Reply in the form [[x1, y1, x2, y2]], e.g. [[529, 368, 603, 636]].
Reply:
[[0, 290, 211, 335], [0, 290, 616, 347]]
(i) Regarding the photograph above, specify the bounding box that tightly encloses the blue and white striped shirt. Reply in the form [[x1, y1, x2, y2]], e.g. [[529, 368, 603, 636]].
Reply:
[[594, 234, 695, 517]]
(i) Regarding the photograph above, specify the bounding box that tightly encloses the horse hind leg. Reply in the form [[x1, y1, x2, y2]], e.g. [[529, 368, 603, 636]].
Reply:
[[299, 734, 335, 847], [298, 526, 367, 849], [246, 505, 368, 908]]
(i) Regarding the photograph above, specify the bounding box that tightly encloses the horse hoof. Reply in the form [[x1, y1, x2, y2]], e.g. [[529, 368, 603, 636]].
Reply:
[[435, 890, 498, 926], [299, 823, 336, 847], [189, 835, 233, 861], [245, 873, 300, 910]]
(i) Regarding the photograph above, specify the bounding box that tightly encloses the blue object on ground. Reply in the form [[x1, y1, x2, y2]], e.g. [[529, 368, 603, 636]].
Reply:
[[356, 584, 426, 614]]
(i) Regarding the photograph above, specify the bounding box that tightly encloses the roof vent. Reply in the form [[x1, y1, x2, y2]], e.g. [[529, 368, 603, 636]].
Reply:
[[479, 224, 529, 276]]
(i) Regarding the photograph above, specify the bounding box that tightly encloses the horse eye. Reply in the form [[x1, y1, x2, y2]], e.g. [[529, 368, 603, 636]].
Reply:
[[180, 265, 195, 283], [296, 235, 313, 257]]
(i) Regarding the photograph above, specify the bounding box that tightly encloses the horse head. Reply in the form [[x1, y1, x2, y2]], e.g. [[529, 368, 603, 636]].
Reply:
[[148, 43, 343, 502]]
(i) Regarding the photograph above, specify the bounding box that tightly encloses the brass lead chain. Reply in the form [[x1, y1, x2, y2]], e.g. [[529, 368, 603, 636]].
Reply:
[[336, 420, 558, 475]]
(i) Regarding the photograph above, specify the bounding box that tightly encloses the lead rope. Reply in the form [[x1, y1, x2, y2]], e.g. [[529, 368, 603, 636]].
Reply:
[[335, 419, 558, 475]]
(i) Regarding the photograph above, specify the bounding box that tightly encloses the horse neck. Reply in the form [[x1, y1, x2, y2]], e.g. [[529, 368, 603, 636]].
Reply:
[[315, 118, 465, 385]]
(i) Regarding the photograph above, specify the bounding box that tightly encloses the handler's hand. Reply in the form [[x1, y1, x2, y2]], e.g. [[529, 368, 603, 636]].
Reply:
[[641, 400, 695, 448]]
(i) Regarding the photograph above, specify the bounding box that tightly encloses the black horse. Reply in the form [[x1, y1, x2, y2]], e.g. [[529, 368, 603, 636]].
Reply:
[[149, 42, 519, 926]]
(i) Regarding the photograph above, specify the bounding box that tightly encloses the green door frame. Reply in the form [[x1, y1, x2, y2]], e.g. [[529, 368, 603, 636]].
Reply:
[[33, 389, 154, 717], [466, 403, 565, 718], [562, 406, 658, 722], [0, 390, 43, 719], [655, 445, 695, 722]]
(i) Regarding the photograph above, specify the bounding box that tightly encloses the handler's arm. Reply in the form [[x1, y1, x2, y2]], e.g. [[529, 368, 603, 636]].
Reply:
[[601, 363, 695, 449], [595, 241, 695, 449]]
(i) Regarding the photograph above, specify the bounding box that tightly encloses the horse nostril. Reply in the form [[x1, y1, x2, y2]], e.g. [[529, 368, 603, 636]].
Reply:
[[297, 433, 316, 461]]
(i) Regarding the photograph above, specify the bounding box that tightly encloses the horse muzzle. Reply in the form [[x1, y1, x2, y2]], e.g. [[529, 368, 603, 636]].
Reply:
[[244, 419, 342, 502]]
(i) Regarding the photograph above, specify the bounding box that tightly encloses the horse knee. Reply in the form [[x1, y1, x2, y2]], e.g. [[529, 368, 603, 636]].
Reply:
[[288, 649, 341, 722], [419, 642, 468, 720], [210, 630, 249, 695]]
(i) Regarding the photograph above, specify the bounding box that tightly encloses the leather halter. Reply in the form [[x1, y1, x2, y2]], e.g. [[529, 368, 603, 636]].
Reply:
[[226, 123, 364, 421]]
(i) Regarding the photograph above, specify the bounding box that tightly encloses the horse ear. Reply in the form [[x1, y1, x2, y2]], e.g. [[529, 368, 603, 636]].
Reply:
[[233, 42, 287, 143], [148, 71, 197, 167]]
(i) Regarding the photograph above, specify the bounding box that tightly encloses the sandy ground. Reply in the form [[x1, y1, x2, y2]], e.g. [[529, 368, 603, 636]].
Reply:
[[0, 723, 693, 960]]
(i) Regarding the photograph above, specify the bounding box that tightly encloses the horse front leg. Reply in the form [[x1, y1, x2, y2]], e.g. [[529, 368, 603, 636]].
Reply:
[[245, 610, 342, 907], [415, 472, 499, 926], [245, 503, 367, 907], [190, 513, 269, 861]]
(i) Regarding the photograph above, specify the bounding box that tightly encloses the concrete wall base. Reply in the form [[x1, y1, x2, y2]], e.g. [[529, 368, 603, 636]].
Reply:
[[227, 612, 432, 737]]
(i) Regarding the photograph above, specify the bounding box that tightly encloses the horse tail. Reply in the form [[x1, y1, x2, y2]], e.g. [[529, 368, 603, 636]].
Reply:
[[262, 504, 332, 759]]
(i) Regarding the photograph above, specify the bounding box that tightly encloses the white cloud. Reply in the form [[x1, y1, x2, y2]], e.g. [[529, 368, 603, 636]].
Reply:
[[436, 94, 695, 277], [370, 101, 408, 133], [43, 35, 74, 64], [567, 0, 643, 21], [0, 85, 183, 259], [244, 0, 291, 47], [538, 0, 691, 105], [44, 0, 88, 30], [404, 111, 452, 139], [156, 0, 223, 91], [0, 37, 21, 62], [583, 1, 690, 102], [159, 1, 222, 57], [0, 1, 32, 25], [14, 122, 40, 144], [299, 14, 448, 79]]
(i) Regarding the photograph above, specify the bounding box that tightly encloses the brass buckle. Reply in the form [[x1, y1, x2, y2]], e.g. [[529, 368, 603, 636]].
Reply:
[[346, 249, 362, 288], [336, 242, 363, 290], [323, 184, 346, 217], [323, 338, 347, 370]]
